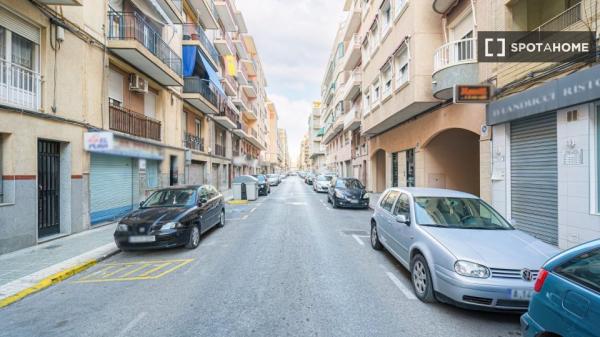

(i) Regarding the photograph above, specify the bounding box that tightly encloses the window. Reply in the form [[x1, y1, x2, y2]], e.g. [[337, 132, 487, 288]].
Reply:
[[393, 194, 410, 217], [362, 36, 370, 63], [555, 248, 600, 293], [394, 46, 409, 88], [395, 0, 407, 16], [382, 62, 392, 97], [144, 91, 156, 119], [364, 91, 371, 112], [336, 42, 344, 60], [372, 79, 380, 104], [182, 111, 188, 136], [369, 21, 379, 56], [380, 190, 399, 212], [195, 118, 202, 138], [380, 0, 391, 34]]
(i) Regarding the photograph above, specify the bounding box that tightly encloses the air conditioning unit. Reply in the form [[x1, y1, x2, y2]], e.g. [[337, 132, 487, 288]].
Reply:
[[129, 74, 148, 93]]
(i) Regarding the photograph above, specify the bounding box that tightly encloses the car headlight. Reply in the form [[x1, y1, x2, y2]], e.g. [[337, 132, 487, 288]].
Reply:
[[454, 260, 490, 278], [363, 193, 370, 199], [116, 224, 128, 232], [335, 190, 344, 198], [161, 222, 183, 230]]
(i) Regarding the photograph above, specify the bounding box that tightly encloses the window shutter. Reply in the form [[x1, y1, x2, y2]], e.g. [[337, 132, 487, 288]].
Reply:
[[0, 7, 40, 44]]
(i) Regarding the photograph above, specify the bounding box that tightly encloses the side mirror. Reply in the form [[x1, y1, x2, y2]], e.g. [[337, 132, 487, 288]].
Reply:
[[396, 214, 410, 225], [198, 197, 208, 205], [139, 201, 144, 207]]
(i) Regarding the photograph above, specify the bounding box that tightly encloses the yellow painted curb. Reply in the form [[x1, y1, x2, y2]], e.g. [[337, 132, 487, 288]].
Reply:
[[227, 200, 249, 205], [0, 259, 97, 309]]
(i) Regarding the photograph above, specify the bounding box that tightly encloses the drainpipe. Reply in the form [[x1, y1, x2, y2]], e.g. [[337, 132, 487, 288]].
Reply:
[[470, 0, 478, 37]]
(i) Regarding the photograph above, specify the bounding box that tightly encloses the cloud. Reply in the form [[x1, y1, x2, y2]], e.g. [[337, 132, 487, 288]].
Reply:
[[236, 0, 345, 162]]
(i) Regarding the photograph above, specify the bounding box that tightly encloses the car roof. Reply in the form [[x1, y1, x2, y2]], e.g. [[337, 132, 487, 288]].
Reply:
[[156, 185, 202, 191], [385, 187, 478, 199]]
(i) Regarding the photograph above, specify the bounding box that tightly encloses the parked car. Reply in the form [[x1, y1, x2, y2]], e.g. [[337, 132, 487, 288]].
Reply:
[[521, 239, 600, 337], [114, 185, 225, 251], [370, 187, 559, 311], [313, 174, 334, 193], [305, 173, 315, 185], [327, 177, 369, 209], [267, 174, 281, 186], [252, 174, 271, 196]]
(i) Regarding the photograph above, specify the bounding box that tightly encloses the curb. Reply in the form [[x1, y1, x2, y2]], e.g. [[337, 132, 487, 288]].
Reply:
[[227, 200, 249, 205], [0, 248, 120, 309]]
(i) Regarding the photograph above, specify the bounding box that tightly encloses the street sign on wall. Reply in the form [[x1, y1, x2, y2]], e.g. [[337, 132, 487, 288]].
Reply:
[[454, 85, 492, 104]]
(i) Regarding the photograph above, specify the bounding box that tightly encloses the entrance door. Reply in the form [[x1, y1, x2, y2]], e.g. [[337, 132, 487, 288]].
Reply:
[[38, 140, 60, 237]]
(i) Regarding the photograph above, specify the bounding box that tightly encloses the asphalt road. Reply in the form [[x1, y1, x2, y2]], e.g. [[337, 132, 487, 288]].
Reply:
[[0, 177, 521, 337]]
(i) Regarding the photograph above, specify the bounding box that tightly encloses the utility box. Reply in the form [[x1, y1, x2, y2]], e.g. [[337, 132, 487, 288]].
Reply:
[[233, 175, 258, 201]]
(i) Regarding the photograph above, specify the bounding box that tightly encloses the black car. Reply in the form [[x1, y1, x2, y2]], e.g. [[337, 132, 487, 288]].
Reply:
[[253, 174, 271, 196], [114, 185, 225, 251], [327, 177, 370, 209]]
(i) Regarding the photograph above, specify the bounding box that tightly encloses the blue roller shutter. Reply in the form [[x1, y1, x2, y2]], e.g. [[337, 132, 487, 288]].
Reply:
[[90, 154, 134, 224], [510, 112, 558, 245], [146, 160, 159, 189]]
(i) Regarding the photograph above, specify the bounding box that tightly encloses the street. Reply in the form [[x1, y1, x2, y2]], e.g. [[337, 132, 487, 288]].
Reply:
[[0, 177, 520, 337]]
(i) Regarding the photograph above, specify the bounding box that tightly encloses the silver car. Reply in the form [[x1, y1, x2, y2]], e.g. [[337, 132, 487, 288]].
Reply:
[[370, 187, 559, 311]]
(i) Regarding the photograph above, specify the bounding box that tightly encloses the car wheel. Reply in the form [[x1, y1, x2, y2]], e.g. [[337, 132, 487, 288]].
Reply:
[[410, 254, 436, 303], [370, 223, 383, 251], [217, 209, 225, 228], [327, 195, 331, 203], [332, 197, 338, 208], [185, 225, 200, 249]]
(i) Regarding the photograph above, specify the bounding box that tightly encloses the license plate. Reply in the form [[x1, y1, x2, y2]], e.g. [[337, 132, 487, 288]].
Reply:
[[129, 235, 156, 243], [510, 289, 533, 300], [350, 199, 359, 204]]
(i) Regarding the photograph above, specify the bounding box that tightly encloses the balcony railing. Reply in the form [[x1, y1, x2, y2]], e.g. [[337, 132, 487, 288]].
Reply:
[[0, 59, 41, 110], [214, 143, 226, 157], [215, 30, 235, 54], [251, 128, 258, 138], [182, 23, 219, 63], [109, 102, 161, 141], [107, 11, 182, 76], [184, 77, 220, 108], [536, 2, 581, 32], [217, 99, 240, 123], [184, 133, 204, 151], [433, 38, 477, 73]]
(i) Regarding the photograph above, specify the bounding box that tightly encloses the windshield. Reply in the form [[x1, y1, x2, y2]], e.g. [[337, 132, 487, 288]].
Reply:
[[142, 189, 197, 208], [255, 175, 266, 182], [414, 197, 513, 230], [317, 175, 332, 182], [336, 179, 364, 189]]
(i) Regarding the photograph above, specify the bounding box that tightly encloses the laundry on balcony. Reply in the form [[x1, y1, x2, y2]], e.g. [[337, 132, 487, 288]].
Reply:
[[183, 45, 224, 94]]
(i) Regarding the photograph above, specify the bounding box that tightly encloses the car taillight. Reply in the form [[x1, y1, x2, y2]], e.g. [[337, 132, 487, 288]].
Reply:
[[534, 268, 549, 292]]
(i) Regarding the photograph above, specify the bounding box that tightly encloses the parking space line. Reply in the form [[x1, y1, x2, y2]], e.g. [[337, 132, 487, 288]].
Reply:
[[139, 262, 170, 277], [103, 265, 131, 278], [250, 207, 257, 213], [117, 312, 147, 337], [120, 263, 150, 277], [351, 234, 365, 246], [74, 259, 194, 283], [242, 215, 249, 220], [385, 271, 417, 300]]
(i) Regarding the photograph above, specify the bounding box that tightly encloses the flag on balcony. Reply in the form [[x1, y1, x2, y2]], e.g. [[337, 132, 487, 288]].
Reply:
[[225, 55, 237, 76], [182, 45, 224, 94]]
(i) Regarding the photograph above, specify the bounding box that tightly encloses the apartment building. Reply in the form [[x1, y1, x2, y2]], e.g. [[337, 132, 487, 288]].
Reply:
[[298, 133, 310, 171], [307, 101, 326, 174], [484, 0, 600, 248], [278, 128, 290, 172], [264, 100, 280, 173], [0, 0, 277, 254]]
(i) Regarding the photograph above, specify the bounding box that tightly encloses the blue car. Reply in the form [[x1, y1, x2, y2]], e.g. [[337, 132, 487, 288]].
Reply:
[[521, 239, 600, 337]]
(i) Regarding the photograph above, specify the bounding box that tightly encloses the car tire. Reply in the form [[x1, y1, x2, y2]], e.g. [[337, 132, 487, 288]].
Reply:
[[370, 223, 383, 251], [410, 254, 436, 303], [332, 198, 338, 208], [217, 209, 225, 228], [185, 225, 200, 249], [327, 195, 331, 203]]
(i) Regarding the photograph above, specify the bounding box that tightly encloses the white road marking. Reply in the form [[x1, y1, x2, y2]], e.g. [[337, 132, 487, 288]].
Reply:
[[117, 312, 147, 337], [351, 234, 365, 246], [326, 207, 332, 211], [242, 215, 249, 220], [250, 207, 257, 213], [385, 272, 417, 300]]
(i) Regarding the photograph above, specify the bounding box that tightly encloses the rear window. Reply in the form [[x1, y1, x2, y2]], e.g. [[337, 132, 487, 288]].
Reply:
[[554, 248, 600, 293]]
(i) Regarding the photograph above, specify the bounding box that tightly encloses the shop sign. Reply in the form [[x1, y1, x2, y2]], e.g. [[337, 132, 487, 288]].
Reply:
[[84, 132, 114, 152], [454, 85, 492, 103]]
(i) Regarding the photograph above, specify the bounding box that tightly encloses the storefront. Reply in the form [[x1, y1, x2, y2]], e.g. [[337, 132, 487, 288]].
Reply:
[[488, 64, 600, 248], [85, 132, 163, 224]]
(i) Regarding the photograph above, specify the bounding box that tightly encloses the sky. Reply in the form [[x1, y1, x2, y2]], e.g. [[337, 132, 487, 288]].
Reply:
[[236, 0, 345, 165]]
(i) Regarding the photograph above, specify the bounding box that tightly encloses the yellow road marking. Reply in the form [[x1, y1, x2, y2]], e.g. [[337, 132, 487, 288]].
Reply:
[[120, 263, 150, 278], [139, 263, 170, 277], [103, 265, 131, 278], [73, 259, 194, 283]]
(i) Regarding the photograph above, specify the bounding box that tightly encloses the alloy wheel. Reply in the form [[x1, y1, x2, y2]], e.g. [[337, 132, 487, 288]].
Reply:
[[412, 261, 427, 295], [192, 227, 200, 246], [371, 226, 378, 247]]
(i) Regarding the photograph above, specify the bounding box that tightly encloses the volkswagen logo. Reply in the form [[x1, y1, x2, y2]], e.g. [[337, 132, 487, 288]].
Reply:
[[521, 268, 533, 281]]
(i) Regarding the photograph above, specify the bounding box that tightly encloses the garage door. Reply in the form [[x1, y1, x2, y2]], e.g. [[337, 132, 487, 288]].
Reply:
[[189, 161, 205, 185], [510, 113, 558, 245], [90, 154, 135, 224]]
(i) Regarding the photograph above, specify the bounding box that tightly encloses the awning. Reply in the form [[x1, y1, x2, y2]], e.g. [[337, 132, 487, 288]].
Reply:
[[182, 45, 224, 94]]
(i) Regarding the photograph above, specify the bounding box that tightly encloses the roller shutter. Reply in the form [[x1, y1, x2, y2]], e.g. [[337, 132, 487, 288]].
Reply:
[[189, 161, 205, 185], [90, 154, 134, 224], [146, 160, 159, 189], [0, 7, 40, 44], [510, 113, 558, 245]]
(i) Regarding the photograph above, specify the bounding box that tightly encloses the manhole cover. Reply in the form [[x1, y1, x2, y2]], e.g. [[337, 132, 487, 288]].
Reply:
[[341, 230, 368, 236]]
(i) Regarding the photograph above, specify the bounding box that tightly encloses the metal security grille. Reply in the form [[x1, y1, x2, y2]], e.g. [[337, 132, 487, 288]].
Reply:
[[38, 140, 60, 237], [391, 152, 398, 187], [510, 113, 558, 245]]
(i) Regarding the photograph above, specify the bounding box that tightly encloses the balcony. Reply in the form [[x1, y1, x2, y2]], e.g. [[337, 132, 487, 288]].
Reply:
[[324, 82, 336, 105], [234, 10, 248, 33], [342, 34, 362, 71], [214, 99, 240, 130], [236, 65, 248, 85], [322, 117, 344, 144], [341, 1, 362, 41], [343, 106, 361, 131], [0, 59, 41, 111], [241, 59, 256, 76], [233, 121, 249, 138], [533, 1, 582, 32], [109, 103, 161, 141], [154, 0, 184, 24], [242, 101, 258, 121], [183, 77, 220, 114], [342, 69, 361, 101], [214, 31, 235, 56], [107, 11, 183, 86], [182, 24, 219, 70], [36, 0, 81, 5], [241, 80, 257, 98], [221, 72, 239, 96], [184, 133, 205, 152], [214, 143, 226, 157], [432, 38, 478, 100], [232, 33, 249, 59], [188, 0, 219, 29], [243, 35, 257, 55], [214, 1, 237, 32], [247, 128, 266, 150]]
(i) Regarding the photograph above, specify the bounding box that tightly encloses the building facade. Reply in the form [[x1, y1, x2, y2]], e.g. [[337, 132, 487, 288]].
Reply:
[[0, 0, 278, 254]]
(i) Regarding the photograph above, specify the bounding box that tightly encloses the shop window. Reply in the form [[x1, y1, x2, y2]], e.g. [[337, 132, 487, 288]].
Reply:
[[394, 46, 409, 88]]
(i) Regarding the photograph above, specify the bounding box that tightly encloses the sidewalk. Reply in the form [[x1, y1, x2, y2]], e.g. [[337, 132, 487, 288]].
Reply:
[[0, 223, 119, 306]]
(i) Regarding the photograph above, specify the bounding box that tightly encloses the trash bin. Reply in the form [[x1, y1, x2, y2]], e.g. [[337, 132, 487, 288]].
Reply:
[[232, 175, 259, 201]]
